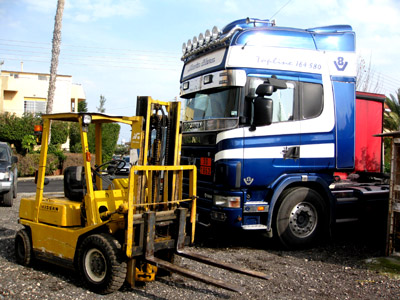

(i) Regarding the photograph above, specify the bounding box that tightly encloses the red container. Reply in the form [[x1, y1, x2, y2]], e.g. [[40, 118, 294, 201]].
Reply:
[[354, 91, 385, 173]]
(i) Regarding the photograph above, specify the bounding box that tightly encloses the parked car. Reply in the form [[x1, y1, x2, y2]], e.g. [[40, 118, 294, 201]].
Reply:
[[0, 142, 18, 207]]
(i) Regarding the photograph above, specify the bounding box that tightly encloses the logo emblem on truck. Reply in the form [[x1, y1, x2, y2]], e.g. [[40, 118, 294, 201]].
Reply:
[[243, 177, 254, 185], [334, 57, 348, 71]]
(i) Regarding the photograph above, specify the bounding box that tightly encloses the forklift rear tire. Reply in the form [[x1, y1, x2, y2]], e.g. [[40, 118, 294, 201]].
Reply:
[[77, 233, 127, 294], [15, 228, 33, 266]]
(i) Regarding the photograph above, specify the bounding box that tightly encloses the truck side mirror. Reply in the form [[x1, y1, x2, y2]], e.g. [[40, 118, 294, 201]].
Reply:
[[253, 97, 273, 127], [256, 83, 275, 96]]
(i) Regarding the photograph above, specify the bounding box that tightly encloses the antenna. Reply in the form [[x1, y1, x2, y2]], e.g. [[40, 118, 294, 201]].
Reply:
[[270, 0, 294, 19]]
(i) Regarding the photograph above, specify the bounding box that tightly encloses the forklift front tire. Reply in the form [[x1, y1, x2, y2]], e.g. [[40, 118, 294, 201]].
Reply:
[[77, 233, 127, 294], [15, 228, 33, 266]]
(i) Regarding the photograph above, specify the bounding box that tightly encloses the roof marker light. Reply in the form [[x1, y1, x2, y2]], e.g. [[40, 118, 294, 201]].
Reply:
[[187, 39, 192, 51], [192, 36, 198, 49], [211, 26, 220, 40], [182, 42, 187, 54], [204, 29, 211, 43], [198, 33, 204, 46]]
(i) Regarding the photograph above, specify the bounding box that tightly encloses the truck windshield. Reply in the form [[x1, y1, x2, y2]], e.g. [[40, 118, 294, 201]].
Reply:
[[183, 87, 240, 121]]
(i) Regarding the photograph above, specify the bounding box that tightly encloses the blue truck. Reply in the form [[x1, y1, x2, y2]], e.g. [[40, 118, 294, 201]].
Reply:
[[179, 18, 388, 248]]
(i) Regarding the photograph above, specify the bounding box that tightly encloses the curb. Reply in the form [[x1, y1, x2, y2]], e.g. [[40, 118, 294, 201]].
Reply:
[[18, 192, 65, 198]]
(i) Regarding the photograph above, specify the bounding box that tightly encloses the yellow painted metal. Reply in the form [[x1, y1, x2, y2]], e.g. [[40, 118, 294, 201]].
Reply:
[[20, 219, 106, 261], [33, 118, 50, 222], [135, 263, 157, 282], [20, 104, 197, 287], [95, 123, 103, 191], [126, 117, 145, 258], [80, 117, 96, 226], [190, 167, 197, 243], [20, 196, 81, 226]]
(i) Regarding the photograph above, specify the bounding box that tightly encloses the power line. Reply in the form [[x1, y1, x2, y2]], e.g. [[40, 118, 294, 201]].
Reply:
[[0, 38, 178, 57], [270, 0, 294, 19], [0, 56, 180, 71], [0, 48, 180, 67]]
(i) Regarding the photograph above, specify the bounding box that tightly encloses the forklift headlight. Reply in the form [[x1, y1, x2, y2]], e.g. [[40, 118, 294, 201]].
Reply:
[[213, 195, 241, 208], [82, 114, 92, 126]]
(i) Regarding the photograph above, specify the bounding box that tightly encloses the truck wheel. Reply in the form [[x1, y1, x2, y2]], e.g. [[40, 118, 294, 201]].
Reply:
[[3, 187, 13, 207], [77, 233, 127, 294], [15, 228, 33, 266], [274, 187, 327, 249]]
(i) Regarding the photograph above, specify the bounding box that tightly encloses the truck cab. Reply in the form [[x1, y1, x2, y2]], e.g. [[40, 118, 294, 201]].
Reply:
[[180, 18, 360, 248]]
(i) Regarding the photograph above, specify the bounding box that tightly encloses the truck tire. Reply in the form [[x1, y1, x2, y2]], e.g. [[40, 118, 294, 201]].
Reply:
[[274, 187, 327, 249], [15, 228, 33, 266], [3, 186, 13, 207], [77, 233, 127, 294]]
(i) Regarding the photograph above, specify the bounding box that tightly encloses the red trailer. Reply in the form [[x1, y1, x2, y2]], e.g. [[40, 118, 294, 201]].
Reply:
[[355, 91, 386, 173]]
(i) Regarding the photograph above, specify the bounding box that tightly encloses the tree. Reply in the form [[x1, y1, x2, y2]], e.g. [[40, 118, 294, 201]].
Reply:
[[47, 0, 65, 143], [78, 100, 88, 112], [384, 89, 400, 132], [88, 123, 120, 162], [97, 95, 106, 113], [382, 89, 400, 172], [356, 55, 382, 93]]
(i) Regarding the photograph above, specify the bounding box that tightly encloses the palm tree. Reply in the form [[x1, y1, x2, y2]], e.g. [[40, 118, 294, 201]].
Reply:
[[384, 89, 400, 132], [47, 0, 65, 143]]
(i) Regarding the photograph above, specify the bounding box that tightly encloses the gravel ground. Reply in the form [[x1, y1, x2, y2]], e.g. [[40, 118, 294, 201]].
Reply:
[[1, 195, 399, 300]]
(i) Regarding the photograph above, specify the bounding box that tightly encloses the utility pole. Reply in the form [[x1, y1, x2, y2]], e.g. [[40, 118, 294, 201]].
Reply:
[[47, 0, 65, 143]]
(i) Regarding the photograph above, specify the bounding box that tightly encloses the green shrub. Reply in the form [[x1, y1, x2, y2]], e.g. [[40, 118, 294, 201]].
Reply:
[[17, 153, 60, 177], [50, 121, 69, 145], [21, 134, 37, 154]]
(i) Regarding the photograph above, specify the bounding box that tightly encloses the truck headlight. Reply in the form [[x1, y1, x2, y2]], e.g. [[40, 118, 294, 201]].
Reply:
[[213, 195, 241, 208]]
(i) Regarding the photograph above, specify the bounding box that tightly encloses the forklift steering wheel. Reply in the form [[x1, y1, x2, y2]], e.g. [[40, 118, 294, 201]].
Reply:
[[93, 159, 126, 178]]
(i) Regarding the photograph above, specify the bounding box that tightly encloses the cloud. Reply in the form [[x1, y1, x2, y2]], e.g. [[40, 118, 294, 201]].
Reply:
[[22, 0, 57, 14], [223, 0, 240, 13], [68, 0, 146, 22]]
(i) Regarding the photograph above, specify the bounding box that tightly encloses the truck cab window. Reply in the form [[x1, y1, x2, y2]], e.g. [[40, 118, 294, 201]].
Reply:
[[301, 83, 323, 119], [271, 83, 295, 123], [184, 87, 240, 121]]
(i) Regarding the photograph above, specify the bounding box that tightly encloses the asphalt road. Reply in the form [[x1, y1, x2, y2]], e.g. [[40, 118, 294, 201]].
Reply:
[[18, 178, 63, 194], [17, 174, 129, 194]]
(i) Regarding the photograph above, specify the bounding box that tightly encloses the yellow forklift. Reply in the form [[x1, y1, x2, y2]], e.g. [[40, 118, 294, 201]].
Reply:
[[15, 96, 268, 294]]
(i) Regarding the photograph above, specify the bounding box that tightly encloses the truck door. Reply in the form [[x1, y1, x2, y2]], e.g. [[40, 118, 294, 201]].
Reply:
[[298, 81, 335, 172], [243, 80, 300, 187]]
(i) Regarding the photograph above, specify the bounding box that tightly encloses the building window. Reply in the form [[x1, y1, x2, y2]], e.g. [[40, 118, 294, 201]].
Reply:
[[24, 101, 46, 114], [71, 99, 75, 112], [38, 75, 48, 81], [4, 90, 17, 101]]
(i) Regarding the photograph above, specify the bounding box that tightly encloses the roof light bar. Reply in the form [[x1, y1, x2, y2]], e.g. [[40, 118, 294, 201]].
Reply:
[[181, 25, 243, 61]]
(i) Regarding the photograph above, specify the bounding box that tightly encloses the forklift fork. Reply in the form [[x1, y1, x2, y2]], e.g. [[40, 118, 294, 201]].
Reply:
[[143, 208, 269, 293]]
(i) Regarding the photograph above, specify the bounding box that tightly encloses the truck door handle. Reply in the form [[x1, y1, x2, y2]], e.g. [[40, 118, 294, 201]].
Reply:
[[282, 146, 300, 159]]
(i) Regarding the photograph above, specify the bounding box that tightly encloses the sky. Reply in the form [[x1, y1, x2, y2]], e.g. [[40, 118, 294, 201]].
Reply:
[[1, 0, 400, 142]]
